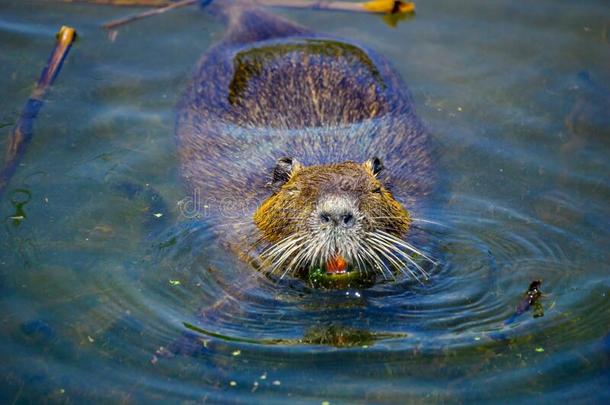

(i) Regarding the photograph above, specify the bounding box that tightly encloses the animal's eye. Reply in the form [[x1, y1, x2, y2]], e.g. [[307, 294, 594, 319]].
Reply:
[[372, 186, 382, 194]]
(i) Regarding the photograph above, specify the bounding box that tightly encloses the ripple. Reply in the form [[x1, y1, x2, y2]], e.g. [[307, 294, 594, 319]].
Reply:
[[133, 191, 593, 358], [0, 18, 56, 38], [2, 0, 609, 402]]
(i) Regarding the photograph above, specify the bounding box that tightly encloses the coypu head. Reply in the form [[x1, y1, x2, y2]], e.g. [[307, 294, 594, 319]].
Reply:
[[253, 157, 429, 284]]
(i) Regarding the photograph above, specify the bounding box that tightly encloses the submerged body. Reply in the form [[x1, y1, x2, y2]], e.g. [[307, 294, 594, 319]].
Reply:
[[176, 5, 434, 283]]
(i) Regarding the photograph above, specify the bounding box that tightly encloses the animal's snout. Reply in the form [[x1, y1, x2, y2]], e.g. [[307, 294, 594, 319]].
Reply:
[[319, 210, 355, 228], [316, 195, 358, 229]]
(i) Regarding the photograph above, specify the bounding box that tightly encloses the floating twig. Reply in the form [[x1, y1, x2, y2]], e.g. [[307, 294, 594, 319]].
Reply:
[[260, 0, 415, 14], [102, 0, 196, 29], [101, 0, 415, 30], [58, 0, 171, 6], [515, 279, 543, 316], [505, 279, 544, 325], [0, 26, 77, 198]]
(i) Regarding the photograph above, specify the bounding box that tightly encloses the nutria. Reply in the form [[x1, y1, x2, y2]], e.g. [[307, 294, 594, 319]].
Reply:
[[176, 3, 435, 284]]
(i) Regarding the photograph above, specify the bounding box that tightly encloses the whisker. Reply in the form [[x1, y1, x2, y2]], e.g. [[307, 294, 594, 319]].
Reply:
[[368, 236, 428, 281], [368, 216, 413, 219], [368, 216, 443, 228], [368, 239, 422, 283], [375, 230, 437, 264], [279, 244, 311, 279], [410, 217, 446, 227], [260, 234, 307, 256], [266, 235, 305, 258], [258, 233, 307, 273], [368, 234, 431, 278], [267, 242, 302, 273], [353, 250, 367, 276], [266, 237, 309, 275], [291, 247, 314, 277], [359, 244, 394, 280], [307, 234, 326, 269]]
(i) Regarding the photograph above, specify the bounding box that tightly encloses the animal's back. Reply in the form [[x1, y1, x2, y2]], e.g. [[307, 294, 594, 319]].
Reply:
[[176, 5, 434, 227]]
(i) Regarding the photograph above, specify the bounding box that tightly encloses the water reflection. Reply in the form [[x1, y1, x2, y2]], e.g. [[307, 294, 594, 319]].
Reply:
[[0, 0, 609, 403]]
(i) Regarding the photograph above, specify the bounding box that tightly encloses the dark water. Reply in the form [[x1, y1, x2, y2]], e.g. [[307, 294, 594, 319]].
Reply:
[[1, 0, 609, 403]]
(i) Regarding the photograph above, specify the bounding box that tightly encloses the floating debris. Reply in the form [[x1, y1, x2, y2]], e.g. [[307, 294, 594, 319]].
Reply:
[[308, 266, 375, 289], [505, 280, 544, 324], [0, 27, 77, 198], [516, 280, 543, 315], [92, 224, 114, 235]]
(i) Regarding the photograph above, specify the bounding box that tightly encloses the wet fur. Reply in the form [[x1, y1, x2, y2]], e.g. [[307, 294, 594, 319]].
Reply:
[[254, 162, 410, 244], [176, 4, 434, 272]]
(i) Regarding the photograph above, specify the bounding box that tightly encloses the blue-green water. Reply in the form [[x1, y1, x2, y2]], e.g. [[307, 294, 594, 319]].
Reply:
[[1, 0, 609, 403]]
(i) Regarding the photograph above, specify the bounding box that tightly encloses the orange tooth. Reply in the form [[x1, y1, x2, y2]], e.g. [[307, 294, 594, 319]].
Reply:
[[327, 255, 347, 274]]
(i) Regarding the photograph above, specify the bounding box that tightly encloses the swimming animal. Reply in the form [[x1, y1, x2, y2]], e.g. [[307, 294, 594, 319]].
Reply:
[[176, 2, 435, 285]]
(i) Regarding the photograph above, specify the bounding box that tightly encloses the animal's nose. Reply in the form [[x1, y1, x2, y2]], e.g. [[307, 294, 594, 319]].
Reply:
[[319, 210, 356, 228]]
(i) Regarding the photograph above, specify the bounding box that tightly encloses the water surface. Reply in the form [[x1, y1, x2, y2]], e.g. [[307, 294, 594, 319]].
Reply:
[[1, 0, 609, 403]]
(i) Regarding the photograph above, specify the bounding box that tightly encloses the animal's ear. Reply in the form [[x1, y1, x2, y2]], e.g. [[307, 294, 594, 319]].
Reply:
[[364, 156, 384, 176], [270, 157, 301, 189]]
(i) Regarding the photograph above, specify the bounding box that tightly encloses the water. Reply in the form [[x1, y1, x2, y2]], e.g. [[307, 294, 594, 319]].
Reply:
[[1, 0, 609, 403]]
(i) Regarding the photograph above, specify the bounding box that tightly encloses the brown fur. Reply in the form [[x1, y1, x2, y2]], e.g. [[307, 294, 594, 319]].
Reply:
[[253, 161, 410, 245], [176, 4, 434, 277]]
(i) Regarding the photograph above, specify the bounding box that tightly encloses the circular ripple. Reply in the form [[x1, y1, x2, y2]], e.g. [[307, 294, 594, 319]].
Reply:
[[135, 193, 588, 356]]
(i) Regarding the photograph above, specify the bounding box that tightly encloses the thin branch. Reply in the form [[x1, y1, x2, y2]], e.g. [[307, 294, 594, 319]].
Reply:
[[0, 26, 78, 198], [100, 0, 415, 30], [102, 0, 197, 29], [259, 0, 415, 14], [58, 0, 172, 6]]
